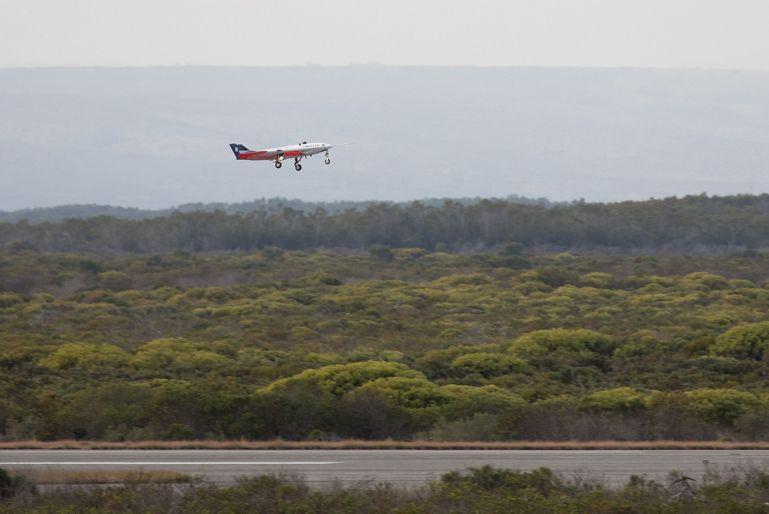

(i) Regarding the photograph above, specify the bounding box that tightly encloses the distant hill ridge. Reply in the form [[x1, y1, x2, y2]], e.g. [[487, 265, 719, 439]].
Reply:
[[0, 195, 558, 223], [3, 193, 769, 254]]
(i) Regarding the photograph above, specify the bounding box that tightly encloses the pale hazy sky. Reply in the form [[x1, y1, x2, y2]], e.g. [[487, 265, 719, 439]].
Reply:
[[2, 0, 769, 69]]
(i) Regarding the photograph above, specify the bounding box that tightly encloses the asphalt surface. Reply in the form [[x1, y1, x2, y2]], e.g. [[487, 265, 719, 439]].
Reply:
[[2, 449, 768, 487]]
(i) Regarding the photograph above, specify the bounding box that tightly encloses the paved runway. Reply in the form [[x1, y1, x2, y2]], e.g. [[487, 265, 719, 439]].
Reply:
[[2, 449, 768, 487]]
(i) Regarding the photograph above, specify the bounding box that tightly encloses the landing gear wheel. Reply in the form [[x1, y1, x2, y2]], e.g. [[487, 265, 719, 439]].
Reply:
[[324, 158, 331, 165], [275, 161, 282, 169], [294, 163, 302, 171]]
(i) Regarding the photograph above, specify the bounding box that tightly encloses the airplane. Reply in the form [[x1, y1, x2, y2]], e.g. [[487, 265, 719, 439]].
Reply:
[[229, 141, 333, 171]]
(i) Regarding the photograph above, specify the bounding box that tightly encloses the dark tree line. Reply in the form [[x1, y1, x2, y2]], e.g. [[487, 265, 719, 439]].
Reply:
[[0, 195, 555, 223], [2, 194, 769, 254]]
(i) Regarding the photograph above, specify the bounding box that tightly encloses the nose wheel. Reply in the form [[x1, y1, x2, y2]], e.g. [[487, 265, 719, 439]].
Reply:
[[274, 161, 282, 169], [325, 157, 331, 165]]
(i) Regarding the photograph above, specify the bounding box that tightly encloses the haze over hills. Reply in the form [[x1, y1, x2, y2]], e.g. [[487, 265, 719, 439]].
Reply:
[[1, 66, 769, 210]]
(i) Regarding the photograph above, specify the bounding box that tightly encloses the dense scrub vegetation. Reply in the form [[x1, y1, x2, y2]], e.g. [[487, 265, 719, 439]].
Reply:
[[4, 246, 769, 441], [3, 465, 769, 513], [4, 194, 769, 254]]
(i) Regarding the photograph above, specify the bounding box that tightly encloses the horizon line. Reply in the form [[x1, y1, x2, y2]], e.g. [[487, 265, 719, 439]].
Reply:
[[1, 64, 769, 73], [4, 192, 768, 214]]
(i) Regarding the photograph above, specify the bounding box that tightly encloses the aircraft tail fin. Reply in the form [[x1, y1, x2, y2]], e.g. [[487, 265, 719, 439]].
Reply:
[[229, 143, 250, 160]]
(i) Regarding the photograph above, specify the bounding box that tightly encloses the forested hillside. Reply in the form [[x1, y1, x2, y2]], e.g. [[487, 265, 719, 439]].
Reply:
[[4, 247, 769, 441], [3, 194, 769, 255]]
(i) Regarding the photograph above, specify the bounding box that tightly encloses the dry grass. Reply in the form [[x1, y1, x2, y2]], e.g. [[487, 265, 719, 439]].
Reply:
[[3, 439, 769, 450], [20, 469, 194, 484]]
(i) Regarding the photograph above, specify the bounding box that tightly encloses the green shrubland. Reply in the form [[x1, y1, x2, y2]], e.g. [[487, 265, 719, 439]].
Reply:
[[4, 248, 769, 441]]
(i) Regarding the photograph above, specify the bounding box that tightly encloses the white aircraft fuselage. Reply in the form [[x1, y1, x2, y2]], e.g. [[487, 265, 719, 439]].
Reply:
[[229, 141, 333, 170]]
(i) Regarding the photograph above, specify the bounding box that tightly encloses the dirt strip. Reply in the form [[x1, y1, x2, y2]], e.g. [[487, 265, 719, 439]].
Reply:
[[2, 440, 769, 450]]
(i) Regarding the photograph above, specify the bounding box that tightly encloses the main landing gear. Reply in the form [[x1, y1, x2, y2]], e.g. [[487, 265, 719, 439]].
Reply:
[[294, 157, 302, 171]]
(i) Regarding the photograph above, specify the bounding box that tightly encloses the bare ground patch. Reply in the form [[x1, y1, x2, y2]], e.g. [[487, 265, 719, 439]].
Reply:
[[19, 469, 195, 484]]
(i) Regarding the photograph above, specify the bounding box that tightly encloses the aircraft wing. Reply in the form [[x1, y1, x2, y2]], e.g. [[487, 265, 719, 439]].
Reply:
[[242, 149, 302, 159], [238, 150, 271, 160]]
